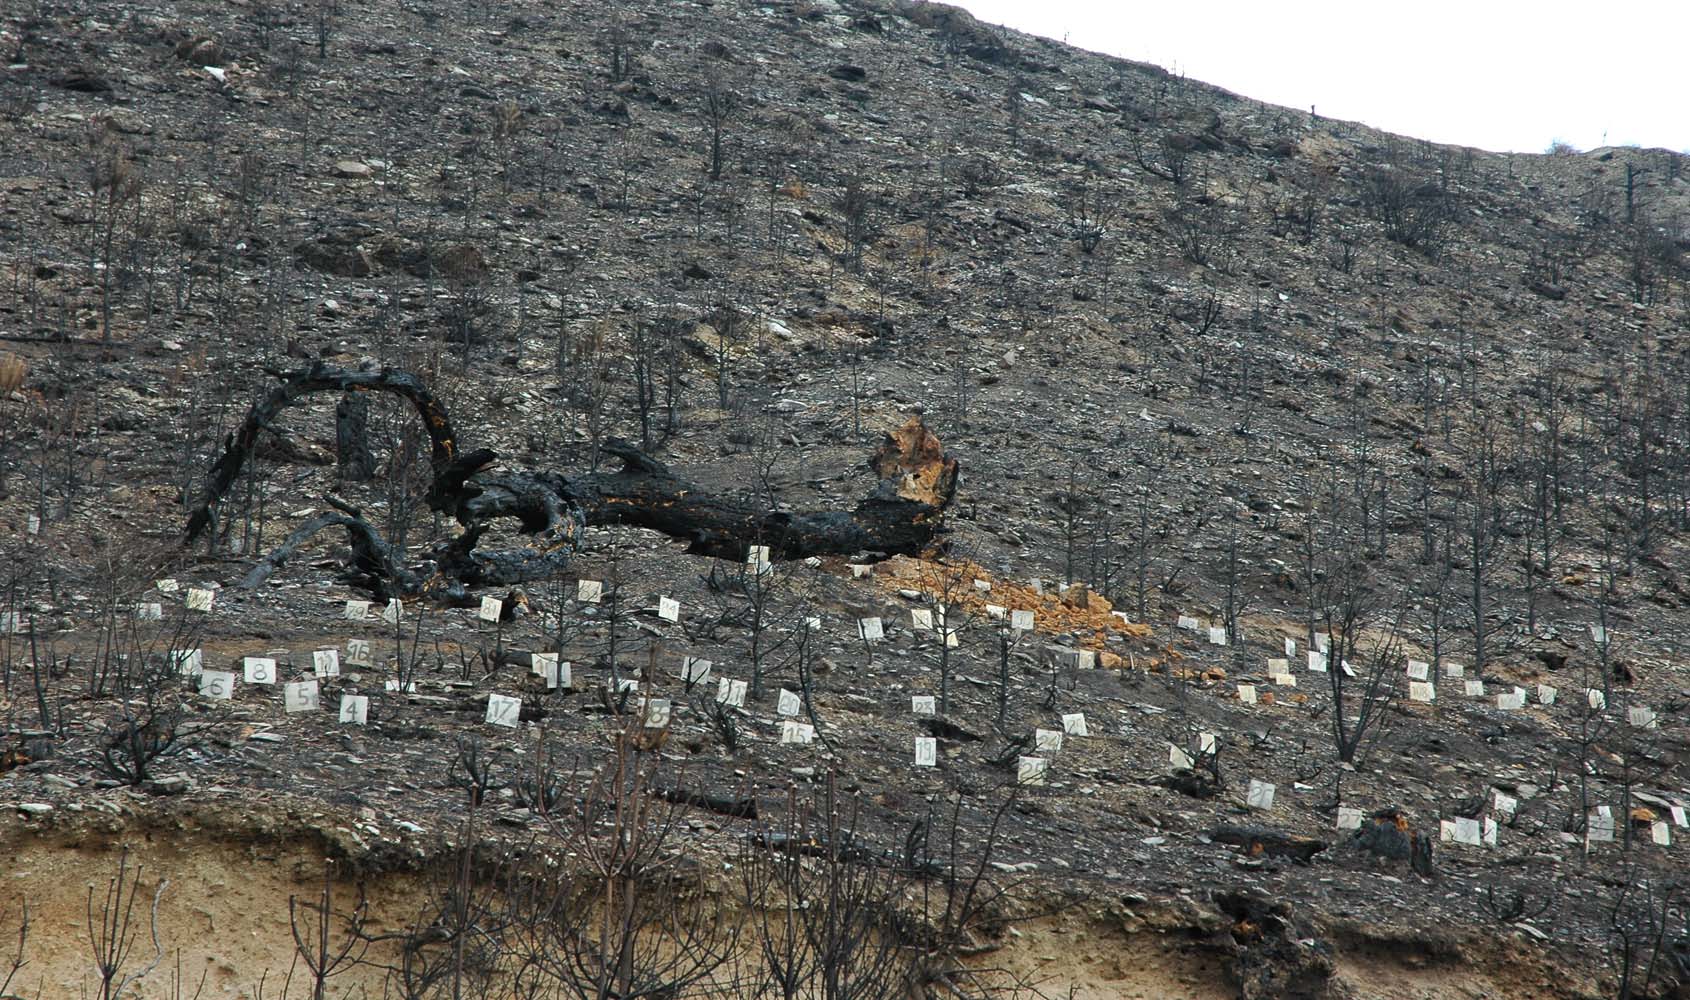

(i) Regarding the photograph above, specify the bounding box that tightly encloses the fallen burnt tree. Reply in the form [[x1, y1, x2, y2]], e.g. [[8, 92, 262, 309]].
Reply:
[[185, 363, 960, 598]]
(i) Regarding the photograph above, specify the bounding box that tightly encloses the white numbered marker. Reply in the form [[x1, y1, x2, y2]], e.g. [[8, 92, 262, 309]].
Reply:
[[857, 617, 883, 641], [915, 737, 937, 767], [346, 638, 372, 668], [1060, 713, 1088, 737], [381, 599, 402, 625], [312, 648, 340, 678], [478, 596, 503, 622], [1337, 807, 1363, 830], [284, 679, 320, 713], [780, 720, 815, 744], [681, 657, 712, 685], [1034, 728, 1063, 753], [642, 698, 672, 729], [911, 608, 933, 631], [344, 600, 370, 621], [486, 693, 522, 728], [339, 694, 369, 725], [244, 657, 276, 685], [1016, 756, 1048, 786], [658, 597, 680, 623], [169, 648, 203, 677], [777, 688, 802, 717], [199, 670, 236, 700], [185, 588, 215, 613], [577, 580, 603, 604], [1246, 779, 1276, 810], [1010, 610, 1034, 632], [717, 678, 747, 708]]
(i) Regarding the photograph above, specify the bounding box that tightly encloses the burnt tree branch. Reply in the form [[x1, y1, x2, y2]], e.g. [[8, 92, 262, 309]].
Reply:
[[188, 363, 959, 597]]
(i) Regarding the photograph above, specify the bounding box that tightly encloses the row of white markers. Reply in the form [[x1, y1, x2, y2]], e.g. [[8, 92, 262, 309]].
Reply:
[[1242, 650, 1659, 724], [166, 638, 1685, 850]]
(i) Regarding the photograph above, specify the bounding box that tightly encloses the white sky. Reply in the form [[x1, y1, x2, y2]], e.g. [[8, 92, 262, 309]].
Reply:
[[954, 1, 1690, 154]]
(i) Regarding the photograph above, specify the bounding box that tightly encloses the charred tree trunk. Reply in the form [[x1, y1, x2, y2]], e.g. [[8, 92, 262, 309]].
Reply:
[[187, 363, 959, 598], [335, 390, 375, 482]]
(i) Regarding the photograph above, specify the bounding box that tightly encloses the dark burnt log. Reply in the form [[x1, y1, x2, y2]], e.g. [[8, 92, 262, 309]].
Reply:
[[186, 364, 460, 543], [653, 785, 759, 820], [335, 390, 376, 481], [238, 510, 419, 595], [188, 364, 959, 596], [1210, 824, 1328, 863]]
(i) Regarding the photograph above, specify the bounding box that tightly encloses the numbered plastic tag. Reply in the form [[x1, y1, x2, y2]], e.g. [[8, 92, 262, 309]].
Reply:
[[681, 657, 712, 685], [478, 596, 503, 622], [312, 648, 340, 678], [1246, 779, 1276, 810], [777, 688, 802, 716], [346, 638, 372, 668], [915, 737, 937, 767], [1016, 756, 1048, 785], [641, 698, 672, 729], [185, 588, 215, 613], [658, 597, 680, 623], [199, 669, 236, 700], [486, 693, 522, 728], [344, 600, 370, 621], [284, 679, 320, 713], [339, 694, 369, 725], [717, 678, 747, 708], [244, 657, 277, 685], [169, 648, 203, 677]]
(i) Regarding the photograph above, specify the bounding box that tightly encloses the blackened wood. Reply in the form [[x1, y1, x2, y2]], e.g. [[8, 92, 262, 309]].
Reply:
[[189, 364, 959, 596]]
